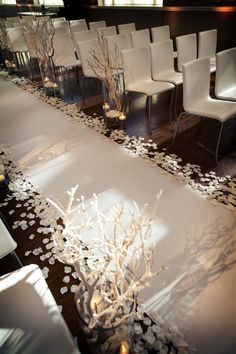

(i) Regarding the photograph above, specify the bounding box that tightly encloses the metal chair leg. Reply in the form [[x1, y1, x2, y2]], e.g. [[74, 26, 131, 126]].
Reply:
[[172, 111, 187, 145], [215, 122, 224, 165], [11, 251, 23, 268], [82, 76, 85, 105], [174, 85, 179, 120], [169, 87, 175, 122], [147, 95, 152, 136]]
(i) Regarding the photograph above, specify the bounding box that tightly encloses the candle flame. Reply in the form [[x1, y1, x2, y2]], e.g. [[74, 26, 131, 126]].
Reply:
[[120, 341, 129, 354]]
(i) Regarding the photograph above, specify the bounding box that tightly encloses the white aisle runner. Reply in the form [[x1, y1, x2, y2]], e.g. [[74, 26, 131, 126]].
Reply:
[[1, 79, 236, 354]]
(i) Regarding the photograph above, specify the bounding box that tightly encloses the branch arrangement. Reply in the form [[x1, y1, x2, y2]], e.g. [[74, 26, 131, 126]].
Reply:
[[49, 186, 164, 330], [87, 36, 123, 113]]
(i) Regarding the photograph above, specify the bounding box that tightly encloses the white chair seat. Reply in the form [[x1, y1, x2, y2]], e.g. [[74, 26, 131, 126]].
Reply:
[[128, 79, 174, 96], [0, 219, 16, 259], [186, 98, 236, 122], [216, 87, 236, 101], [156, 71, 183, 86]]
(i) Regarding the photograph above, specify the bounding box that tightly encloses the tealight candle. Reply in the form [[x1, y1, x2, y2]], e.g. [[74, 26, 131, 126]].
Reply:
[[90, 294, 102, 313], [0, 175, 5, 183], [119, 113, 126, 121], [103, 103, 110, 111], [120, 340, 129, 354]]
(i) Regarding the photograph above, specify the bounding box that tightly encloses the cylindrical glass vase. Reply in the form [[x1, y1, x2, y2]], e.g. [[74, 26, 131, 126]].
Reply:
[[38, 57, 58, 95]]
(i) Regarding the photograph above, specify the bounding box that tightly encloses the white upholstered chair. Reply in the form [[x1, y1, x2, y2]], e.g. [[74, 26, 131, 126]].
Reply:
[[118, 23, 136, 48], [97, 26, 117, 39], [215, 47, 236, 102], [53, 32, 80, 68], [73, 30, 97, 44], [69, 19, 86, 26], [53, 20, 70, 31], [106, 33, 131, 68], [151, 25, 177, 58], [89, 20, 106, 31], [70, 23, 88, 34], [131, 28, 150, 48], [122, 47, 175, 134], [52, 17, 66, 23], [149, 40, 183, 120], [176, 33, 197, 72], [198, 29, 217, 72], [6, 27, 29, 69], [0, 218, 22, 267], [172, 58, 236, 164]]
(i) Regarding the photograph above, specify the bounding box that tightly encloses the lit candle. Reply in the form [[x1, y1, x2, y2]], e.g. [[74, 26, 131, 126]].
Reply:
[[90, 294, 102, 314], [44, 76, 49, 82], [103, 103, 110, 111], [0, 175, 5, 183], [120, 341, 129, 354], [119, 113, 126, 121]]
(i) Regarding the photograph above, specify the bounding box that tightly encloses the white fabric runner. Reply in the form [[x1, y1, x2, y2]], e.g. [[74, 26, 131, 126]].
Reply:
[[1, 79, 236, 354]]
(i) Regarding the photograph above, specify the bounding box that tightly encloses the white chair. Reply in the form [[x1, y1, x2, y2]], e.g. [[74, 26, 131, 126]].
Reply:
[[176, 33, 197, 72], [198, 29, 217, 73], [97, 26, 117, 39], [89, 21, 106, 31], [76, 38, 103, 104], [54, 26, 70, 36], [52, 17, 66, 23], [151, 25, 177, 58], [53, 20, 70, 31], [0, 264, 81, 353], [106, 34, 131, 68], [70, 23, 88, 34], [69, 19, 86, 26], [172, 58, 236, 164], [122, 47, 175, 134], [73, 30, 97, 44], [6, 27, 29, 69], [0, 217, 22, 267], [118, 23, 136, 48], [215, 47, 236, 102], [149, 40, 183, 120], [131, 28, 150, 48], [53, 33, 81, 95]]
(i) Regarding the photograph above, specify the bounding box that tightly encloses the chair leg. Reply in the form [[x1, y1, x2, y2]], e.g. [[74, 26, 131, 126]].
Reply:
[[172, 111, 187, 145], [174, 85, 179, 120], [147, 95, 152, 136], [215, 122, 224, 165], [169, 87, 175, 122], [11, 251, 23, 268], [82, 76, 85, 105]]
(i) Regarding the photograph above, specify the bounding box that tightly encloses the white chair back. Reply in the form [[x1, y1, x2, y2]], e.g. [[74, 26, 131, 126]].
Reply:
[[151, 25, 170, 42], [0, 219, 17, 259], [118, 23, 135, 48], [24, 30, 38, 58], [73, 30, 97, 43], [53, 32, 79, 68], [106, 33, 130, 68], [149, 39, 175, 80], [70, 19, 86, 26], [176, 33, 197, 72], [215, 47, 236, 100], [54, 20, 70, 30], [131, 28, 150, 48], [183, 58, 210, 112], [54, 26, 70, 36], [7, 27, 28, 52], [97, 26, 117, 39], [89, 21, 106, 31], [198, 29, 217, 63], [70, 23, 88, 33], [122, 46, 151, 90], [52, 17, 66, 23], [77, 38, 99, 78]]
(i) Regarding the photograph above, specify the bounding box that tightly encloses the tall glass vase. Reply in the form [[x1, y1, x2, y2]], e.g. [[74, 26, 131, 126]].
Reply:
[[38, 57, 58, 95], [74, 283, 134, 354]]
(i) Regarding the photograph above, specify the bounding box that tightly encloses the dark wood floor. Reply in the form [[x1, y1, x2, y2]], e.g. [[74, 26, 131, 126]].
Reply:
[[0, 67, 236, 353]]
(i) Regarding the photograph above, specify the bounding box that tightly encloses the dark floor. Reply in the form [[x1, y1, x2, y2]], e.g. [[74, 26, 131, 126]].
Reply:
[[0, 64, 236, 353]]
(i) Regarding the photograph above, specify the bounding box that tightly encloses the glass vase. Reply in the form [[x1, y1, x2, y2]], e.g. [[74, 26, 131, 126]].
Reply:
[[38, 57, 58, 95], [74, 283, 134, 354]]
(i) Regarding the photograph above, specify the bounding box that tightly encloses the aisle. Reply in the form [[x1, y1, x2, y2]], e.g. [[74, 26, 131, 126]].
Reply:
[[1, 78, 236, 354]]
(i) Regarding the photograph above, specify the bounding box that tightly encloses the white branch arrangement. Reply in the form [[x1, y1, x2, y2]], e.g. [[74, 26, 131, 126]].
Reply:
[[48, 186, 164, 330], [0, 19, 16, 68], [87, 37, 123, 113]]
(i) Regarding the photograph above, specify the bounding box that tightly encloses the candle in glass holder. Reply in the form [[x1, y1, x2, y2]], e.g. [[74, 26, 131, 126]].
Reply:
[[120, 340, 129, 354], [90, 294, 103, 314], [103, 103, 110, 112], [119, 113, 126, 121], [0, 174, 5, 183]]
